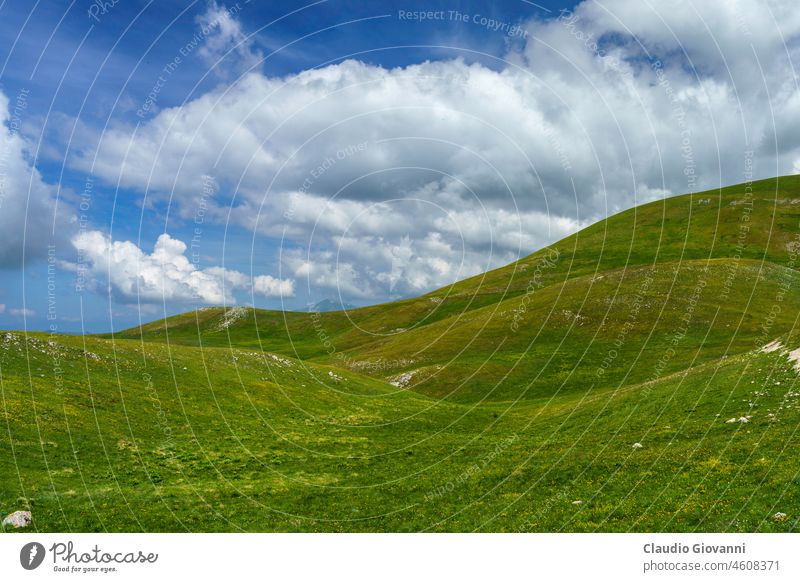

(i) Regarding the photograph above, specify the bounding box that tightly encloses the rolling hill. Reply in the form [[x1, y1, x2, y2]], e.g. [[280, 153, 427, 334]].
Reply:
[[2, 175, 800, 532]]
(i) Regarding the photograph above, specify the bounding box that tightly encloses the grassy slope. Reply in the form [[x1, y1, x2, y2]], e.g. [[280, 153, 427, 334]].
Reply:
[[113, 176, 800, 401], [2, 175, 800, 532], [2, 331, 798, 531]]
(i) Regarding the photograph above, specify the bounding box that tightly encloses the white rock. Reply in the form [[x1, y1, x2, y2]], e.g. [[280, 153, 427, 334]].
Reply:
[[389, 370, 418, 388], [632, 442, 643, 449], [572, 500, 583, 505], [789, 347, 800, 373], [2, 510, 32, 528], [760, 340, 784, 353], [773, 512, 788, 522]]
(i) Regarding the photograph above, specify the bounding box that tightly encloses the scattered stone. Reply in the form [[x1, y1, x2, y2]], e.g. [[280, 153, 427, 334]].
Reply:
[[725, 417, 737, 424], [327, 371, 343, 382], [572, 500, 583, 505], [561, 309, 589, 325], [215, 306, 248, 331], [348, 358, 415, 373], [389, 370, 418, 388], [632, 442, 643, 449], [267, 353, 292, 367], [772, 512, 788, 523], [2, 510, 32, 528]]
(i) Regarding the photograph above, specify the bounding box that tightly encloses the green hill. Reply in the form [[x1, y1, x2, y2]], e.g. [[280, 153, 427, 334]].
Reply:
[[2, 175, 800, 532], [113, 175, 800, 402]]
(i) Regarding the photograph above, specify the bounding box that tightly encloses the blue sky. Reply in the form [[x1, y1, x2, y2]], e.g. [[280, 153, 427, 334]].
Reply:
[[0, 0, 798, 332], [0, 1, 565, 117]]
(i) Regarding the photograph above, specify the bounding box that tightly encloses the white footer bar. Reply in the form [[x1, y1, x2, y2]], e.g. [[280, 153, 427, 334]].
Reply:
[[1, 533, 796, 581]]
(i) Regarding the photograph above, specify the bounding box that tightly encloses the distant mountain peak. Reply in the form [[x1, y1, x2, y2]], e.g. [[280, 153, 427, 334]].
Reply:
[[310, 298, 355, 312]]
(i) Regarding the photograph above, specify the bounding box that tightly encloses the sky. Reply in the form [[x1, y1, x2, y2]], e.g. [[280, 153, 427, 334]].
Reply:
[[0, 0, 798, 333]]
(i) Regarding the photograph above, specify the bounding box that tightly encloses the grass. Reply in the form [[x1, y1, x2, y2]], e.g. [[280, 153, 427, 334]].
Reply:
[[2, 175, 800, 532]]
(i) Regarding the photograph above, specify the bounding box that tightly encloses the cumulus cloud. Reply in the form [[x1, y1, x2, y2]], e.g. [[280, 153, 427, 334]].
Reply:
[[72, 230, 294, 304], [64, 0, 800, 302], [0, 89, 69, 268], [0, 304, 5, 313], [272, 190, 580, 298], [253, 275, 295, 297]]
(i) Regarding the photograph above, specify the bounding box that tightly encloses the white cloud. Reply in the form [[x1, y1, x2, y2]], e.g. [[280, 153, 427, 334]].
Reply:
[[196, 1, 262, 77], [0, 304, 5, 314], [253, 275, 295, 297], [63, 0, 800, 302], [0, 89, 70, 267], [271, 189, 580, 299], [72, 230, 294, 304], [9, 308, 35, 317], [571, 0, 800, 78]]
